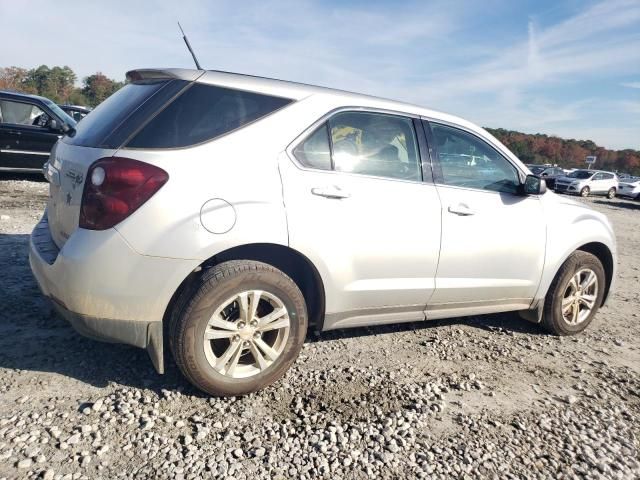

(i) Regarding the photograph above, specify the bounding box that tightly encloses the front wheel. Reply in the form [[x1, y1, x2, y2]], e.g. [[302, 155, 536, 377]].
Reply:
[[542, 251, 605, 335], [580, 186, 590, 197], [170, 260, 308, 396], [607, 188, 616, 199]]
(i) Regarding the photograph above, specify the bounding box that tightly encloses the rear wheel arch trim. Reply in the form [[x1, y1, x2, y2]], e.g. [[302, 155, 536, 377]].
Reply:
[[164, 242, 327, 338]]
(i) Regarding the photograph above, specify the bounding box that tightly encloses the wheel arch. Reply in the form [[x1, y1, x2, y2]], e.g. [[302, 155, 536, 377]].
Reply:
[[163, 243, 326, 334], [576, 241, 614, 306]]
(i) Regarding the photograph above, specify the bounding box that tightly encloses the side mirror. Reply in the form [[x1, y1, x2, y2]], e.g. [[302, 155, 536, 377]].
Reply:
[[523, 174, 547, 195], [49, 119, 62, 132]]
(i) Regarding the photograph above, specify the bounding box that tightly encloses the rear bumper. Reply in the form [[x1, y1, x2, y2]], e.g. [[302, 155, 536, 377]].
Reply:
[[29, 213, 200, 373], [49, 297, 164, 372]]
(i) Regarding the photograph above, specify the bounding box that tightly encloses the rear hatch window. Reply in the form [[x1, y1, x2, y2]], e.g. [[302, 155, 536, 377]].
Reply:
[[63, 79, 188, 149]]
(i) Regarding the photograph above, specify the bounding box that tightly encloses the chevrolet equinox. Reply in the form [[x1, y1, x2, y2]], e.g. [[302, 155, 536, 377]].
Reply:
[[30, 68, 617, 396]]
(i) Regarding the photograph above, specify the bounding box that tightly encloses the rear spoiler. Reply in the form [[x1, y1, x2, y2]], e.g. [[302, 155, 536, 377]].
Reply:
[[126, 68, 205, 83]]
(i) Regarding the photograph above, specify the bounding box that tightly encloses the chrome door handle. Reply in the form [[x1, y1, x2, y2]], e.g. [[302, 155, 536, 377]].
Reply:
[[448, 204, 474, 216], [311, 186, 350, 199]]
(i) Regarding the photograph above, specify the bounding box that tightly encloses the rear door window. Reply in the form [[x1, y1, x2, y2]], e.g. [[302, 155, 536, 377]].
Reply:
[[292, 111, 422, 181], [328, 112, 421, 181], [126, 84, 293, 149]]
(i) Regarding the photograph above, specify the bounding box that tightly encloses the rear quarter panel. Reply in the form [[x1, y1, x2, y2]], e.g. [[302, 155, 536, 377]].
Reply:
[[112, 97, 341, 261]]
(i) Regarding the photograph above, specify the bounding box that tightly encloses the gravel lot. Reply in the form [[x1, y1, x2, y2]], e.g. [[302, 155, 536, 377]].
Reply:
[[0, 175, 638, 480]]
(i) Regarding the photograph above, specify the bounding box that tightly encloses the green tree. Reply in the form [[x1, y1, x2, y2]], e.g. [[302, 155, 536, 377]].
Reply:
[[81, 73, 123, 107], [23, 65, 77, 103], [0, 66, 36, 93]]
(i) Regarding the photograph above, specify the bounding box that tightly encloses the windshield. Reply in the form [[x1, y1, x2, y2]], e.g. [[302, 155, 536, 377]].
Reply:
[[44, 99, 77, 128], [567, 170, 593, 179]]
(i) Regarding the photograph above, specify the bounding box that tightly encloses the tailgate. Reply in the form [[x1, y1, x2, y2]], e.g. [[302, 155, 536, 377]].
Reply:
[[46, 141, 118, 248]]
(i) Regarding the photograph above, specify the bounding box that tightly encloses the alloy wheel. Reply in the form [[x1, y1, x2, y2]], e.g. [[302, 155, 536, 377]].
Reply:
[[561, 268, 598, 325], [203, 290, 290, 378]]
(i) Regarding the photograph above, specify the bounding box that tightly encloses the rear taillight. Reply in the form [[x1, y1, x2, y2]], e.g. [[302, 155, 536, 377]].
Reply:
[[80, 157, 168, 230]]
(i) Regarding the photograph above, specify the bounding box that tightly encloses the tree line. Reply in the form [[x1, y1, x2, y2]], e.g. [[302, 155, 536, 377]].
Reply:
[[486, 128, 640, 176], [0, 65, 123, 108], [1, 65, 638, 175]]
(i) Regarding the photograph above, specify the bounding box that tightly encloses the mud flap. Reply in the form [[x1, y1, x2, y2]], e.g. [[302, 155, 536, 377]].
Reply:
[[146, 322, 164, 374]]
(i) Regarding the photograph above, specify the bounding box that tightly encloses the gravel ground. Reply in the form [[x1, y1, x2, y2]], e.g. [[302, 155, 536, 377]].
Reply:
[[0, 174, 639, 480]]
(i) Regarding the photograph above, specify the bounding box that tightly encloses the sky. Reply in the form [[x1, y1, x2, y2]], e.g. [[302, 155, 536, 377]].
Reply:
[[1, 0, 639, 150]]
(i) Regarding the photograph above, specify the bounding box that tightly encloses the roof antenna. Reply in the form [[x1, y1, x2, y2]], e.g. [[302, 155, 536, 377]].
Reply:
[[178, 21, 203, 70]]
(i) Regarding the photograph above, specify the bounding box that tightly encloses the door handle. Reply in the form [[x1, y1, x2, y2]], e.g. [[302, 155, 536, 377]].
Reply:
[[448, 203, 475, 216], [311, 186, 350, 199]]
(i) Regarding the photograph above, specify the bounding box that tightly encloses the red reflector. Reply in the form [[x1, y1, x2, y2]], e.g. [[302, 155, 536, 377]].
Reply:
[[80, 157, 168, 230]]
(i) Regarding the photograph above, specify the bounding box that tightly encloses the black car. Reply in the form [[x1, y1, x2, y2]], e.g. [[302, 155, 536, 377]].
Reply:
[[59, 104, 91, 122], [537, 166, 566, 189], [527, 165, 565, 189], [0, 90, 76, 172]]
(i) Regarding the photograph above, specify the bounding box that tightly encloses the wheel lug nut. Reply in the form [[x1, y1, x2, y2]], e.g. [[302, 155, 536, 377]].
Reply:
[[253, 332, 261, 339], [250, 320, 258, 327], [243, 341, 250, 348], [237, 322, 246, 329], [233, 335, 240, 342]]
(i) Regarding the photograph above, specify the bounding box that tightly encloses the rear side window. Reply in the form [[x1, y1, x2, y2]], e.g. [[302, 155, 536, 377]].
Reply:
[[126, 84, 293, 149], [65, 80, 184, 148], [293, 124, 332, 170]]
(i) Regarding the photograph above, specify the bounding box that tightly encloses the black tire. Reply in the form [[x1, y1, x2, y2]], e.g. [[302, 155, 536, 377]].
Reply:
[[170, 260, 307, 396], [542, 251, 605, 336], [607, 188, 616, 199], [580, 186, 590, 197]]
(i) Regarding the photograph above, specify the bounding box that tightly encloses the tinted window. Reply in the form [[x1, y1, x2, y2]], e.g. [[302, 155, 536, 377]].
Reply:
[[64, 80, 184, 148], [127, 84, 293, 149], [327, 112, 421, 181], [568, 170, 593, 179], [431, 123, 520, 194], [603, 173, 614, 180], [293, 124, 331, 170], [0, 100, 46, 126]]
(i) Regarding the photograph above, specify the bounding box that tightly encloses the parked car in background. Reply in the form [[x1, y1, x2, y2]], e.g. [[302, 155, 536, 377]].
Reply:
[[0, 90, 76, 172], [554, 169, 618, 198], [537, 166, 565, 189], [58, 105, 91, 123], [527, 165, 547, 175], [617, 178, 640, 200], [30, 68, 617, 396]]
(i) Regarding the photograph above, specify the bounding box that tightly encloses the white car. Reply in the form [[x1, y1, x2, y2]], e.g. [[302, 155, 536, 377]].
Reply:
[[617, 178, 640, 200], [30, 68, 617, 396], [554, 169, 619, 198]]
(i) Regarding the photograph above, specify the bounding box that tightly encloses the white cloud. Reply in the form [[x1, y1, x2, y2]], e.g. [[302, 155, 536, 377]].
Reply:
[[621, 82, 640, 89]]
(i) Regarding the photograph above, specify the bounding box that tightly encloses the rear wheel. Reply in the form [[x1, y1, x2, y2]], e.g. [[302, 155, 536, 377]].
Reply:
[[542, 251, 605, 336], [170, 260, 307, 396], [580, 186, 590, 197], [607, 187, 616, 199]]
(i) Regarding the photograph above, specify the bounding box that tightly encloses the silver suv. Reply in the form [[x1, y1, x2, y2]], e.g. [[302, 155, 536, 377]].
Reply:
[[554, 169, 619, 198], [30, 68, 617, 396]]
